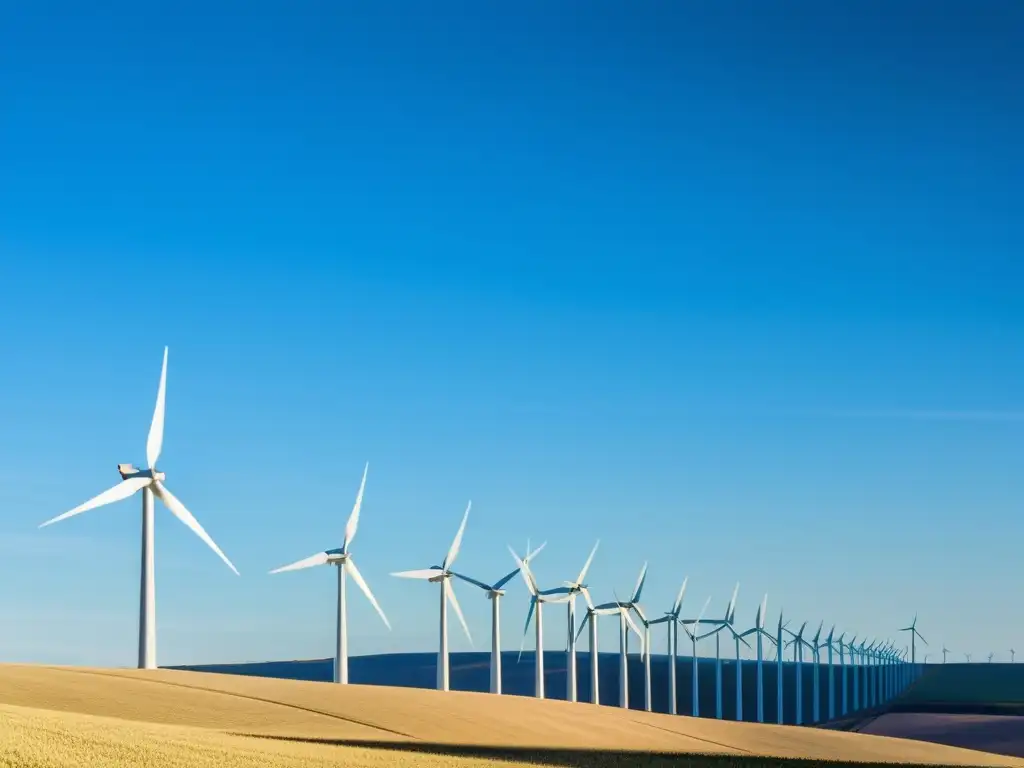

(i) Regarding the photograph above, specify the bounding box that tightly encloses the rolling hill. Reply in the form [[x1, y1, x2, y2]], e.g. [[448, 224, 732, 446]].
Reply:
[[0, 664, 1021, 767]]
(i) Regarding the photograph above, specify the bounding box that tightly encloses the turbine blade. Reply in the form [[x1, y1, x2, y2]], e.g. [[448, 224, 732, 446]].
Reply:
[[622, 606, 643, 648], [507, 545, 537, 596], [146, 346, 168, 469], [451, 571, 492, 592], [575, 540, 600, 585], [758, 594, 768, 629], [445, 579, 472, 645], [672, 576, 689, 615], [694, 595, 711, 630], [342, 462, 369, 552], [576, 612, 591, 643], [519, 596, 536, 662], [40, 477, 151, 528], [524, 540, 547, 562], [269, 551, 329, 574], [725, 582, 740, 622], [491, 567, 521, 591], [630, 562, 649, 603], [443, 501, 471, 570], [345, 558, 390, 630], [917, 629, 929, 646], [390, 568, 440, 580], [154, 482, 239, 575]]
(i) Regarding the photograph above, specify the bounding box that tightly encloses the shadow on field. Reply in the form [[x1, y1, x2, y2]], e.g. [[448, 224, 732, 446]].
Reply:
[[235, 734, 984, 767]]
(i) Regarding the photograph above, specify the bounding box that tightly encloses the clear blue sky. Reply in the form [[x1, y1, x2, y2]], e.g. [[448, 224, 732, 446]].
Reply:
[[0, 1, 1021, 667]]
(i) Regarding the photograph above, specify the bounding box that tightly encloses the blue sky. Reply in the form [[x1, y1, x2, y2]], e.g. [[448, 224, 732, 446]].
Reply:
[[0, 1, 1021, 667]]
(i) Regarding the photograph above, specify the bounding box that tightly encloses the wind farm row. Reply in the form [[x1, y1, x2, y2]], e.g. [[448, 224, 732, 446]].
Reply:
[[37, 345, 970, 729]]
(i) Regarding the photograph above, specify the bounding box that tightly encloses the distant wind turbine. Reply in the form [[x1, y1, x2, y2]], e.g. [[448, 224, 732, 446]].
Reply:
[[1012, 648, 1016, 664], [898, 614, 928, 678], [592, 586, 644, 709], [822, 626, 837, 721], [39, 346, 239, 670], [737, 594, 773, 723], [514, 546, 571, 699], [269, 463, 390, 684], [694, 583, 741, 720], [648, 577, 688, 715], [538, 541, 599, 703], [451, 541, 546, 693], [391, 502, 475, 691], [965, 652, 973, 662], [680, 595, 713, 717], [942, 645, 950, 664]]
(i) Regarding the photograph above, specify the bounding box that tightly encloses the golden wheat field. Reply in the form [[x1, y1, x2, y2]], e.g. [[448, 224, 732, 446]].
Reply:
[[0, 665, 1020, 768]]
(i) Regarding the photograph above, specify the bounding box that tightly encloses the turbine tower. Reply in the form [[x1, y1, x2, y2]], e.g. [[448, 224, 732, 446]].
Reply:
[[738, 594, 773, 723], [941, 645, 950, 664], [648, 577, 688, 715], [450, 541, 546, 693], [391, 502, 475, 691], [269, 463, 390, 684], [538, 541, 599, 703], [39, 346, 239, 670]]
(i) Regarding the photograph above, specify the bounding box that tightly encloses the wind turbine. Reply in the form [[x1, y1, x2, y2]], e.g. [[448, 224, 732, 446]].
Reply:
[[1012, 648, 1016, 663], [837, 633, 852, 716], [775, 609, 786, 724], [850, 637, 865, 712], [39, 346, 239, 670], [592, 586, 644, 709], [942, 645, 950, 664], [988, 652, 995, 663], [538, 541, 599, 703], [784, 621, 810, 725], [575, 591, 621, 705], [898, 614, 928, 670], [680, 595, 712, 717], [648, 577, 688, 715], [965, 652, 973, 662], [808, 622, 824, 723], [822, 626, 837, 721], [514, 547, 572, 699], [391, 502, 475, 691], [450, 541, 546, 694], [694, 583, 740, 720], [269, 463, 390, 684], [738, 594, 772, 723]]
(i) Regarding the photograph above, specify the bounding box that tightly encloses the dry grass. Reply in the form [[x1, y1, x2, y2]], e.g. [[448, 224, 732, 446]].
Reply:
[[0, 664, 1020, 767]]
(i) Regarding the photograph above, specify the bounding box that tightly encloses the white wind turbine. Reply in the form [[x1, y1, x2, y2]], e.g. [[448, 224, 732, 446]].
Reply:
[[514, 547, 572, 699], [39, 346, 238, 670], [694, 583, 741, 720], [391, 502, 475, 691], [593, 573, 646, 710], [452, 541, 546, 694], [538, 541, 600, 703], [680, 595, 712, 717], [575, 591, 624, 705], [648, 577, 688, 715], [738, 594, 773, 723], [269, 463, 390, 684]]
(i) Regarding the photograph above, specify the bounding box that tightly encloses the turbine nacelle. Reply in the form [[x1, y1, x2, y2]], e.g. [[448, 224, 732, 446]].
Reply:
[[118, 464, 166, 482]]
